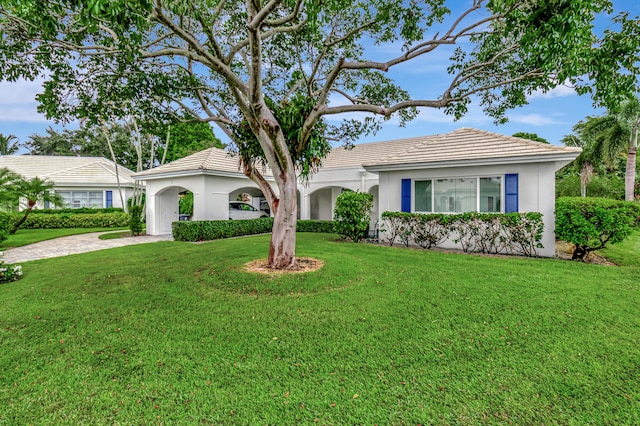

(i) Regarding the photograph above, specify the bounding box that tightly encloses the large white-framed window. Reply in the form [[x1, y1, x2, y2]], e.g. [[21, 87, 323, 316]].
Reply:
[[414, 176, 502, 213], [56, 191, 105, 209]]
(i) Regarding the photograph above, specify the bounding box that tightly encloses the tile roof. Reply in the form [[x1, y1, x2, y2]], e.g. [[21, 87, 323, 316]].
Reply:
[[0, 155, 136, 185], [361, 128, 582, 168], [133, 147, 251, 178], [132, 128, 582, 178]]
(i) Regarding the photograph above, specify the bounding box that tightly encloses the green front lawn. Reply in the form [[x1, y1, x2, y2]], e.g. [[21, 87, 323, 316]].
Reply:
[[1, 233, 639, 424], [0, 227, 128, 249]]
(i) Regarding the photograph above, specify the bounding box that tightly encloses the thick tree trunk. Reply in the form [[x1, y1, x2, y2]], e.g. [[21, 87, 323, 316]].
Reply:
[[626, 146, 637, 201], [268, 169, 298, 269]]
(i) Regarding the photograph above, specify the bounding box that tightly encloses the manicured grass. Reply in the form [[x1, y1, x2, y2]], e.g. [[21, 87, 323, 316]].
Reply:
[[601, 231, 640, 267], [1, 233, 639, 424], [0, 228, 127, 249]]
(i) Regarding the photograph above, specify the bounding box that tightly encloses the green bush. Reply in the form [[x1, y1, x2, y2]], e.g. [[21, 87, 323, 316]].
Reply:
[[172, 218, 338, 242], [0, 251, 22, 284], [11, 212, 130, 229], [0, 212, 12, 243], [333, 191, 374, 242], [556, 197, 639, 260], [556, 174, 626, 199], [173, 217, 274, 241], [296, 220, 335, 233], [381, 211, 545, 257], [129, 205, 144, 236]]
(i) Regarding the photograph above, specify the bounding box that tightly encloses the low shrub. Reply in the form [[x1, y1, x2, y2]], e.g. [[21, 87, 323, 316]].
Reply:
[[556, 197, 639, 260], [173, 218, 273, 241], [129, 205, 144, 236], [0, 251, 22, 284], [29, 207, 124, 215], [333, 191, 374, 242], [172, 218, 338, 242], [296, 220, 335, 233], [0, 212, 11, 243], [381, 211, 544, 257], [11, 212, 130, 229]]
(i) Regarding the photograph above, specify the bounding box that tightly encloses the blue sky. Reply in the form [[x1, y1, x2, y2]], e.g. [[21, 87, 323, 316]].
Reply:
[[0, 0, 638, 150]]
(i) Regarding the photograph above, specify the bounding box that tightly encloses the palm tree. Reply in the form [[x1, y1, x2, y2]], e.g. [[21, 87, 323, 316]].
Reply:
[[0, 133, 20, 155], [580, 97, 640, 201], [10, 177, 65, 234], [0, 168, 21, 210]]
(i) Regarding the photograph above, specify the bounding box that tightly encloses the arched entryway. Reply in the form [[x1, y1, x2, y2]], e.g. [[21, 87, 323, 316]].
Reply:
[[309, 186, 349, 220], [148, 185, 193, 235]]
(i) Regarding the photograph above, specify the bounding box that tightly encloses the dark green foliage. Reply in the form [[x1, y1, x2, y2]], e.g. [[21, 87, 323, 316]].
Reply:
[[0, 212, 11, 242], [10, 212, 129, 229], [556, 197, 640, 260], [381, 211, 545, 257], [296, 220, 335, 234], [154, 120, 225, 164], [512, 132, 549, 143], [172, 218, 274, 242], [333, 191, 374, 242], [128, 204, 143, 236], [556, 173, 627, 199], [232, 94, 331, 179], [179, 192, 193, 216], [28, 207, 124, 215], [172, 218, 337, 242]]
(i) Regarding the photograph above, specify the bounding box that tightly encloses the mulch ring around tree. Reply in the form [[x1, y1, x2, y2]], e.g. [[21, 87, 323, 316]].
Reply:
[[244, 257, 324, 274], [555, 240, 616, 266]]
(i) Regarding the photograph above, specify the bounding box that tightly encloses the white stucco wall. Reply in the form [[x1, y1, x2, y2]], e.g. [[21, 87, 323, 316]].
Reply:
[[302, 167, 379, 220], [143, 173, 277, 235], [377, 162, 563, 257]]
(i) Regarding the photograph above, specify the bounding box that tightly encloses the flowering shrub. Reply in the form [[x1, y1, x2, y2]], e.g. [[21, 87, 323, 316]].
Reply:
[[0, 251, 22, 284], [381, 211, 544, 257]]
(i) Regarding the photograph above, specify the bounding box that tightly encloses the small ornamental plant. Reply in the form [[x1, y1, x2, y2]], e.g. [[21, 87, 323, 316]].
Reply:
[[0, 251, 22, 284]]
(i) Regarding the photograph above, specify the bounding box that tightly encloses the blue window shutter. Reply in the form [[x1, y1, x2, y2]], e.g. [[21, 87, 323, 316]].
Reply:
[[504, 174, 518, 213], [44, 200, 50, 209], [106, 191, 113, 208], [401, 179, 411, 212]]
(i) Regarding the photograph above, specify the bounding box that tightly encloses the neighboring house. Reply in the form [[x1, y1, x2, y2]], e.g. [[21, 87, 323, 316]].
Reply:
[[0, 155, 137, 210], [133, 128, 581, 257]]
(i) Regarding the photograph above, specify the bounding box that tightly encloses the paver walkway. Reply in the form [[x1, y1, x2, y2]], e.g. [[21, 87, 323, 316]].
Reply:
[[2, 232, 173, 264]]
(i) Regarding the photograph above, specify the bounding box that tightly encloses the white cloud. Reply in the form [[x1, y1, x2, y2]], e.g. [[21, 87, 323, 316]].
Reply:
[[509, 113, 563, 126], [528, 82, 576, 100], [0, 78, 50, 123]]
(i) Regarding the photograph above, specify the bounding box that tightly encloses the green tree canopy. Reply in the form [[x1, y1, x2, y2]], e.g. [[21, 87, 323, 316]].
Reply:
[[25, 121, 224, 170], [511, 132, 548, 144]]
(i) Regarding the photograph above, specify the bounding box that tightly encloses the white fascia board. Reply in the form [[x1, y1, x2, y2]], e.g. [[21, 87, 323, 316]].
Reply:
[[363, 153, 580, 172], [132, 169, 275, 182]]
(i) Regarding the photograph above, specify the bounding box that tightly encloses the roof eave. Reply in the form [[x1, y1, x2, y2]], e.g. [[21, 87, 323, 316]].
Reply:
[[363, 153, 581, 172], [132, 168, 274, 181]]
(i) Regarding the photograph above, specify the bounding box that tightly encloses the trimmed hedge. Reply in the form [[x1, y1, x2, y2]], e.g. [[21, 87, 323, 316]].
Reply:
[[381, 211, 544, 257], [172, 218, 337, 242], [29, 207, 125, 215], [10, 212, 130, 229], [556, 197, 640, 260], [297, 220, 335, 233]]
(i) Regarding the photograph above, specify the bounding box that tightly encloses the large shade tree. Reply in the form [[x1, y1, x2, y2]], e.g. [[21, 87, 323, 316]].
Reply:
[[1, 0, 639, 268]]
